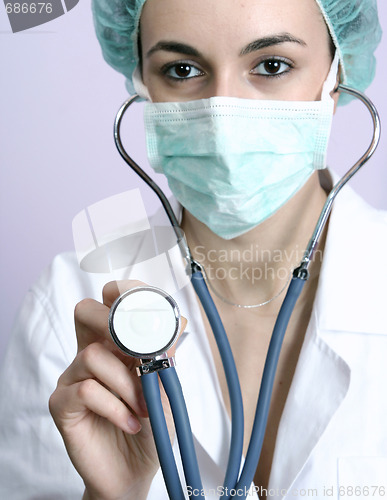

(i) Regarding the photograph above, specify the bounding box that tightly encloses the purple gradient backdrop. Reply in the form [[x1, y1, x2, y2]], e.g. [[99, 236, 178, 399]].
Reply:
[[0, 1, 386, 357]]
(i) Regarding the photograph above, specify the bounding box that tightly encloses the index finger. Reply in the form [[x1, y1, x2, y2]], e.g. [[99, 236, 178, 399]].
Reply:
[[74, 298, 140, 368], [74, 298, 111, 352], [102, 280, 147, 308]]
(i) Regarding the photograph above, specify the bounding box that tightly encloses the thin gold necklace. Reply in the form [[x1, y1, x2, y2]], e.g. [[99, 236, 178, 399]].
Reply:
[[198, 263, 293, 309]]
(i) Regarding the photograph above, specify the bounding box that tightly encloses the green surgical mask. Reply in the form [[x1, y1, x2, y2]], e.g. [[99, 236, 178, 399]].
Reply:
[[144, 55, 338, 240]]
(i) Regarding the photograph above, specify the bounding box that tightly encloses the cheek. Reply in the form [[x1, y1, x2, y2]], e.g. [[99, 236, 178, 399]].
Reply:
[[296, 56, 335, 101], [141, 56, 164, 100], [141, 68, 169, 102]]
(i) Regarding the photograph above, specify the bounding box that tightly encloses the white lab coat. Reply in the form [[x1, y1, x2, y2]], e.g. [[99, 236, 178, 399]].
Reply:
[[1, 178, 387, 500]]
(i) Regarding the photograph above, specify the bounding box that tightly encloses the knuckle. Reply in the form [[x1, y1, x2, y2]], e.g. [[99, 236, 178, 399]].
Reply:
[[48, 391, 59, 417], [77, 378, 97, 400], [110, 401, 124, 420], [48, 384, 66, 421], [57, 371, 67, 386], [80, 342, 104, 367]]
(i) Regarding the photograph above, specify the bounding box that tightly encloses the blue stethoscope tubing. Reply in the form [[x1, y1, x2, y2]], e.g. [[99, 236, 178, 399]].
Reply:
[[190, 269, 244, 498], [158, 367, 204, 496], [141, 270, 244, 499], [141, 371, 187, 500], [142, 366, 206, 499], [141, 266, 305, 500], [113, 85, 380, 499], [234, 275, 306, 496]]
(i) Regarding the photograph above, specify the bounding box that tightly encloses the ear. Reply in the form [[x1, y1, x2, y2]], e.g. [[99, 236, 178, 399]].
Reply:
[[132, 65, 152, 101], [331, 65, 342, 113]]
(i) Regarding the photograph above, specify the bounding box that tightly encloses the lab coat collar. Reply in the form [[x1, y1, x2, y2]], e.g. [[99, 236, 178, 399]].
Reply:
[[315, 171, 387, 336]]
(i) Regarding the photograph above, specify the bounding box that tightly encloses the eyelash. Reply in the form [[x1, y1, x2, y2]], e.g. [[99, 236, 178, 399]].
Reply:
[[251, 57, 294, 78], [161, 60, 204, 81], [161, 57, 294, 82]]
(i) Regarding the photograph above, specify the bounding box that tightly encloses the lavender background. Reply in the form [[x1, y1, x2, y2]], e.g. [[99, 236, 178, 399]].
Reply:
[[0, 1, 386, 358]]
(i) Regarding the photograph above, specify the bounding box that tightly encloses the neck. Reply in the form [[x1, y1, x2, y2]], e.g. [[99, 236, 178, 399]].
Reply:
[[182, 172, 328, 311]]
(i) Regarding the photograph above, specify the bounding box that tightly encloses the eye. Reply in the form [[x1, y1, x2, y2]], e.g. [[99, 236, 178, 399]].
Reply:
[[251, 58, 292, 77], [163, 62, 204, 80]]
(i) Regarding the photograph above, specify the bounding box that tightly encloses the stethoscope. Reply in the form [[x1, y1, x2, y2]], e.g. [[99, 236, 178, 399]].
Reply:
[[108, 85, 380, 499]]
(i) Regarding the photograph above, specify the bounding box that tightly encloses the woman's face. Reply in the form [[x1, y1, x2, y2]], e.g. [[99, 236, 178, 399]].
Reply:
[[140, 0, 336, 103]]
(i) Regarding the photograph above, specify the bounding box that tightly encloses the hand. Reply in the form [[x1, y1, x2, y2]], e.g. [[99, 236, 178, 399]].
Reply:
[[49, 280, 186, 500]]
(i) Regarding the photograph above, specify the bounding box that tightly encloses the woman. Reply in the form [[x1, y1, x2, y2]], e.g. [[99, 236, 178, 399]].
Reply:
[[3, 0, 386, 499]]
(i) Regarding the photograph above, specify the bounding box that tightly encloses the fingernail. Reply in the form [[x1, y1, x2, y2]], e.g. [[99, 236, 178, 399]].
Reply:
[[127, 415, 142, 433]]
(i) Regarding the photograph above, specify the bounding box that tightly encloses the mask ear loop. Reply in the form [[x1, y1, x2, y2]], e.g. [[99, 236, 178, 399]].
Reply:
[[132, 65, 152, 101], [321, 51, 340, 100]]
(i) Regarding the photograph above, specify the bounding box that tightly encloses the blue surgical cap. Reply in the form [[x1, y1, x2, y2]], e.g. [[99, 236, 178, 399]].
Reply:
[[92, 0, 382, 104]]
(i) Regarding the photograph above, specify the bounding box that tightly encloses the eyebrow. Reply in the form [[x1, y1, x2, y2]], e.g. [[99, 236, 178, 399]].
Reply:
[[146, 33, 306, 59], [240, 33, 307, 55], [146, 41, 202, 58]]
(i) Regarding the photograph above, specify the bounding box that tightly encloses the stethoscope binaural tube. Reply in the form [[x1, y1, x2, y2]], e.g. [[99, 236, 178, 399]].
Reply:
[[112, 86, 381, 498], [113, 94, 192, 269], [300, 84, 381, 268]]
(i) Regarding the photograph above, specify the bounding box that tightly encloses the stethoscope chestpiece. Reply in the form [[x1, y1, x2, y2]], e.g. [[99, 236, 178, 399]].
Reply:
[[108, 286, 181, 361]]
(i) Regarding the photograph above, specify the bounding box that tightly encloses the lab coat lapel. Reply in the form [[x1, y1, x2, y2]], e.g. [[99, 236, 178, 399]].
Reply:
[[268, 313, 350, 496], [268, 179, 386, 495]]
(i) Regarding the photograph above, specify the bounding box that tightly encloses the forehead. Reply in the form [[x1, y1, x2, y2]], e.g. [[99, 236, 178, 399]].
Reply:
[[140, 0, 327, 50]]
